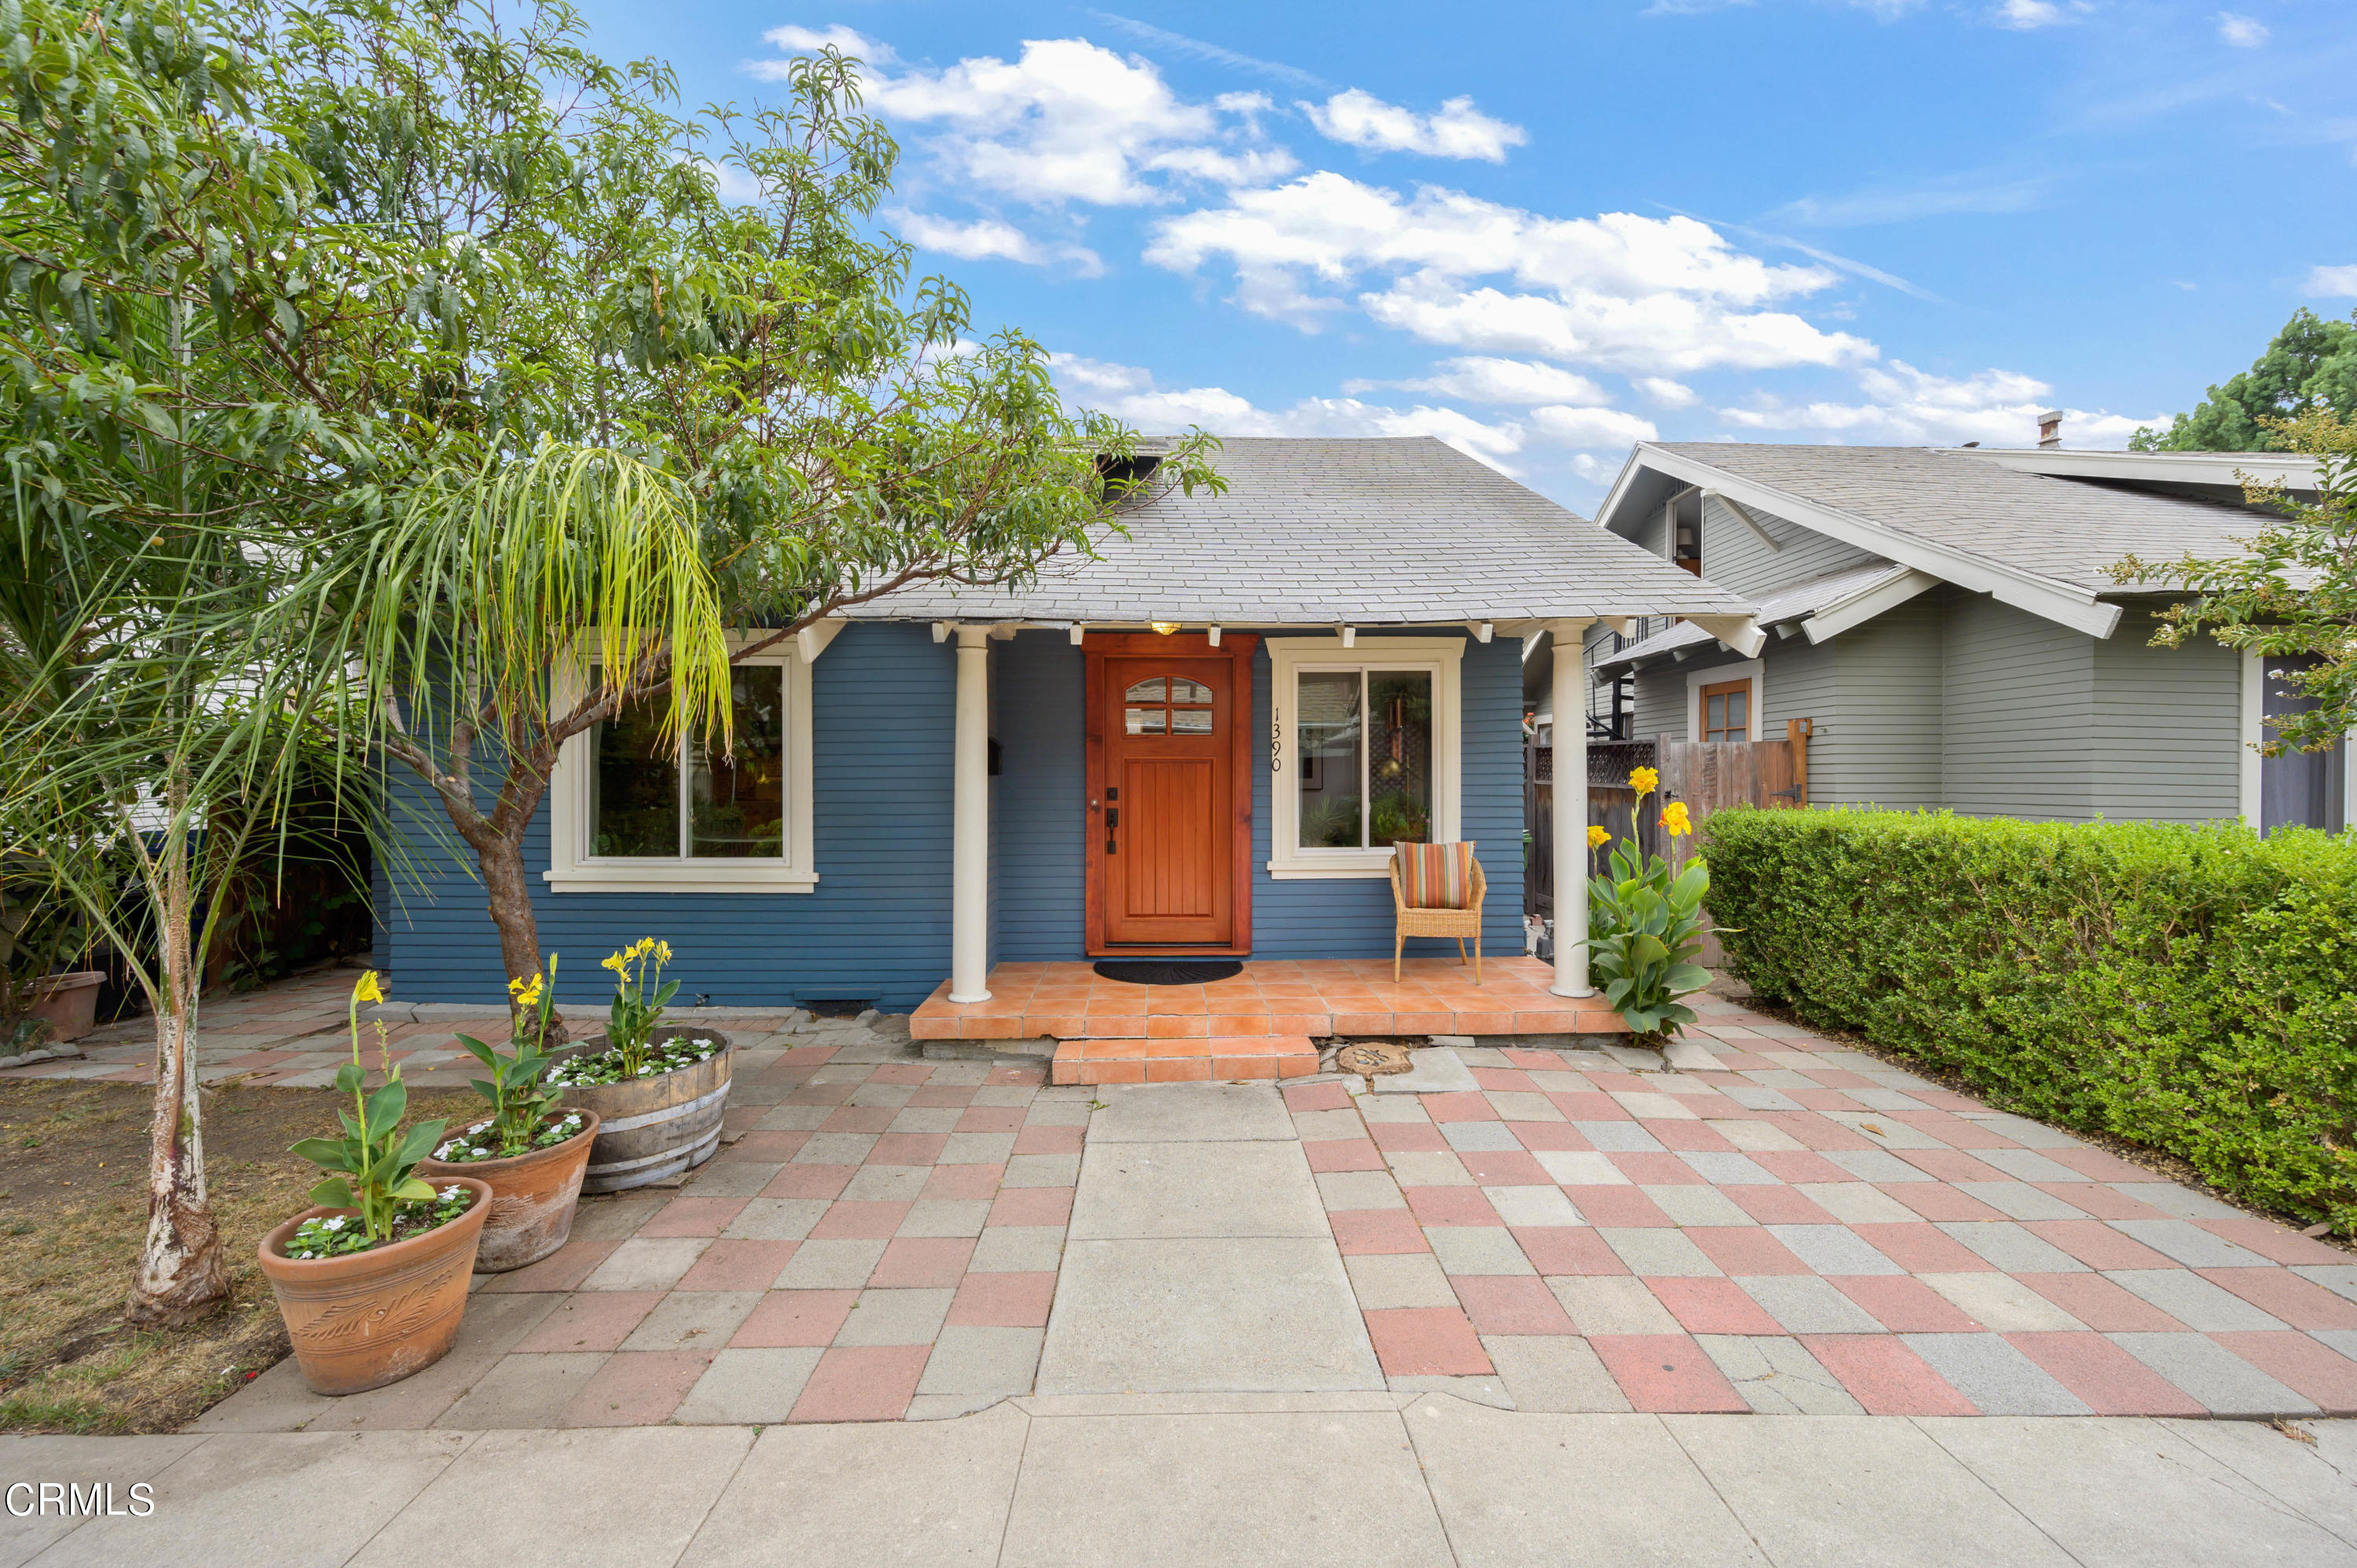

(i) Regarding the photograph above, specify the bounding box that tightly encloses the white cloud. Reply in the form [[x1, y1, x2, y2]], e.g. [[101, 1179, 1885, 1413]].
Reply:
[[1635, 376, 1699, 408], [1147, 174, 1868, 372], [1347, 356, 1611, 405], [1080, 11, 1328, 90], [752, 37, 1295, 209], [887, 211, 1104, 274], [1302, 90, 1528, 163], [1993, 0, 2066, 30], [757, 24, 895, 64], [2306, 264, 2357, 297], [1048, 354, 1661, 470], [1773, 170, 2057, 228], [2217, 12, 2269, 47], [1717, 361, 2159, 447], [1526, 404, 1659, 449]]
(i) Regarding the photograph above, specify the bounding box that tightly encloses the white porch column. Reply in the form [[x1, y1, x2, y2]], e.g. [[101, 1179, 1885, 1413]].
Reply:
[[1549, 617, 1596, 998], [949, 625, 992, 1003]]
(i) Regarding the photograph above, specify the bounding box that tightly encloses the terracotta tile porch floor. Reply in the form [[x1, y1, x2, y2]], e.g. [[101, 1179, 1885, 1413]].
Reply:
[[909, 957, 1630, 1046]]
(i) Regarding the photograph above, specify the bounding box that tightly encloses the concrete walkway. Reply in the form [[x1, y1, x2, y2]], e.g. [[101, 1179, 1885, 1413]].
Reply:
[[8, 1406, 2353, 1566]]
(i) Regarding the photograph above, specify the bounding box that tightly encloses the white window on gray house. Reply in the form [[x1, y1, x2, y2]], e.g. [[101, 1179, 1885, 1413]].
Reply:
[[590, 664, 788, 859]]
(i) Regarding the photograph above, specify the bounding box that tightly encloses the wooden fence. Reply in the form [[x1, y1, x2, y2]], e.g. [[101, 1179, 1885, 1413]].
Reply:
[[1525, 720, 1811, 917]]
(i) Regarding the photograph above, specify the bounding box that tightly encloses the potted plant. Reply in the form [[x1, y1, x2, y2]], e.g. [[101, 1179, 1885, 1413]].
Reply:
[[1582, 768, 1714, 1049], [257, 972, 491, 1395], [417, 957, 600, 1270], [551, 938, 731, 1192]]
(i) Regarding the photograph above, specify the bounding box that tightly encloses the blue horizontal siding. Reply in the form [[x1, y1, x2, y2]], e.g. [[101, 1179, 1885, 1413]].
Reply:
[[382, 621, 957, 1009], [382, 623, 1530, 1003]]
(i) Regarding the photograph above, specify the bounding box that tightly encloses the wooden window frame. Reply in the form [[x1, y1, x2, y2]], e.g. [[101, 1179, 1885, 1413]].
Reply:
[[1699, 678, 1753, 744]]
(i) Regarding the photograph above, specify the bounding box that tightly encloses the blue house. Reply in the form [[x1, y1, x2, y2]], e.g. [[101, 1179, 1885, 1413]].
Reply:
[[376, 438, 1750, 1016]]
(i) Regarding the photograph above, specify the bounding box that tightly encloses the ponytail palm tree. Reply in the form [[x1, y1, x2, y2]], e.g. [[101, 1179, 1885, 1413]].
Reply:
[[321, 440, 733, 1038]]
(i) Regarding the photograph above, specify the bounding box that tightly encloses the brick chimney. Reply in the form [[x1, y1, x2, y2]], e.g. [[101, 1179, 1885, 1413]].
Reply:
[[2036, 409, 2063, 449]]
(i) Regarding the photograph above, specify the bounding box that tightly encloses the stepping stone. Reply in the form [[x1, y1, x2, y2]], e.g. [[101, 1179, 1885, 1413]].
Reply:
[[1369, 1047, 1479, 1094]]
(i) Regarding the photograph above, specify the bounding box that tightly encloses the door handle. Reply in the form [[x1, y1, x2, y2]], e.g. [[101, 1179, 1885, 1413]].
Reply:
[[1105, 808, 1118, 829]]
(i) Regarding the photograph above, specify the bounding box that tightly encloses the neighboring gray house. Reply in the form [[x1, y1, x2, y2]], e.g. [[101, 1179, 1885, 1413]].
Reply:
[[1573, 441, 2348, 833]]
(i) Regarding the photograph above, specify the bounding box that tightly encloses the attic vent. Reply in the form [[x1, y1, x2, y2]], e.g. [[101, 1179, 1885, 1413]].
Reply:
[[1096, 453, 1161, 497]]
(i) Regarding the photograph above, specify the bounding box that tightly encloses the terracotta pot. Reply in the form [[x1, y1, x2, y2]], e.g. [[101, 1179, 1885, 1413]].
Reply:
[[24, 971, 104, 1043], [417, 1111, 600, 1272], [256, 1177, 492, 1396], [558, 1027, 733, 1194]]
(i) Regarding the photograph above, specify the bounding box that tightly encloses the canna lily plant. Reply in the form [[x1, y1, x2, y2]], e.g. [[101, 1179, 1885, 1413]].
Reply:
[[603, 938, 678, 1079], [439, 957, 577, 1161], [1582, 768, 1714, 1046], [287, 973, 455, 1250]]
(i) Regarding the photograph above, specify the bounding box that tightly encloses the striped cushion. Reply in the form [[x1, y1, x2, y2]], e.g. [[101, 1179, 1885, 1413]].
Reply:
[[1395, 841, 1475, 910]]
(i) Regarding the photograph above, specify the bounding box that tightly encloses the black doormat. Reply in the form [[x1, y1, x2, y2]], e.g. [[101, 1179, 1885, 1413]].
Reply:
[[1092, 959, 1244, 986]]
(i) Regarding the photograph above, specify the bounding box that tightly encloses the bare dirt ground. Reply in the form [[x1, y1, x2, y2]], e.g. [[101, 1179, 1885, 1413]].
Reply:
[[0, 1077, 477, 1433]]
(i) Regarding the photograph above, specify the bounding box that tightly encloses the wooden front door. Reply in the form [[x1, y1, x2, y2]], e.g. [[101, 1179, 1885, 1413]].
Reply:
[[1086, 634, 1256, 954]]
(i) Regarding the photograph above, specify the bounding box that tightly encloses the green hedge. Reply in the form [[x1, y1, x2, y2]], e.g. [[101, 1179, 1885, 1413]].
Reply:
[[1702, 808, 2357, 1233]]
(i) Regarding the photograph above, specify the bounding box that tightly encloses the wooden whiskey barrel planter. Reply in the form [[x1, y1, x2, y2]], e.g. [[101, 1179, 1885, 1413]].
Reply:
[[558, 1027, 735, 1194]]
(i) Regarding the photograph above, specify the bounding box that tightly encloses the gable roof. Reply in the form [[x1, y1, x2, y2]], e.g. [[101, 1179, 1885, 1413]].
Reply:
[[1596, 441, 2273, 639], [1593, 559, 1920, 671], [845, 438, 1753, 629]]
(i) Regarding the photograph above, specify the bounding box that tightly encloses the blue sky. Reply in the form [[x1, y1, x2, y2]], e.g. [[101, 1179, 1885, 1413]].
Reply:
[[576, 0, 2357, 509]]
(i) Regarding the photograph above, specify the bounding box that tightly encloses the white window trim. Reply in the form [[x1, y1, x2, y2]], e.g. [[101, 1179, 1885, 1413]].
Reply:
[[1266, 636, 1463, 880], [1687, 658, 1764, 742], [2242, 647, 2357, 830], [545, 634, 818, 894]]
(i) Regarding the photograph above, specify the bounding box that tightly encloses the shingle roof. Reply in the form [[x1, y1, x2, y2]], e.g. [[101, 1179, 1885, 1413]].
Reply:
[[1643, 443, 2260, 595], [1593, 559, 1908, 670], [844, 438, 1754, 625]]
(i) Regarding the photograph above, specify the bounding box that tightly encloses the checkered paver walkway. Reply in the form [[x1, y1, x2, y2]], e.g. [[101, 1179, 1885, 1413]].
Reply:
[[202, 1046, 1076, 1429], [193, 999, 2357, 1431], [1294, 1028, 2357, 1418]]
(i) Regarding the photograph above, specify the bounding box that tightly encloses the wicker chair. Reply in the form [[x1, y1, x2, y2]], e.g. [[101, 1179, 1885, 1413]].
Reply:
[[1391, 843, 1486, 984]]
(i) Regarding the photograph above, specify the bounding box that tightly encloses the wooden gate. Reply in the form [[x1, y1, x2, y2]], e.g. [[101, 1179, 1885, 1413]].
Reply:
[[1524, 720, 1811, 914], [1655, 718, 1812, 870]]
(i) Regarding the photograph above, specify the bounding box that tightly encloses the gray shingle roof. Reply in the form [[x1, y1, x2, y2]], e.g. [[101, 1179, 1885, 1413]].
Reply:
[[1593, 559, 1908, 669], [1644, 444, 2260, 595], [844, 438, 1754, 625]]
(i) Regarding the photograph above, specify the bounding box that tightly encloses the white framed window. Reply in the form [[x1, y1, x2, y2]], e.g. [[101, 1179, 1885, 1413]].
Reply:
[[1686, 658, 1763, 742], [545, 635, 818, 893], [1266, 636, 1463, 879]]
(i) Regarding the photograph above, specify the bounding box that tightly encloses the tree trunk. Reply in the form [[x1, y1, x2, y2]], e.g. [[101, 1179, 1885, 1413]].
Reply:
[[476, 826, 569, 1048], [126, 830, 225, 1328]]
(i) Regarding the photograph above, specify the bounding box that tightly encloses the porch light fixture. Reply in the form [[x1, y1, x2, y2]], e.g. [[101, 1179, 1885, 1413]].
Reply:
[[1149, 621, 1180, 636]]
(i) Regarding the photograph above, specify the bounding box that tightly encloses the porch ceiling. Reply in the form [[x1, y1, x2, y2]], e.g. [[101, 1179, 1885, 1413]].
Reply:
[[842, 438, 1752, 629]]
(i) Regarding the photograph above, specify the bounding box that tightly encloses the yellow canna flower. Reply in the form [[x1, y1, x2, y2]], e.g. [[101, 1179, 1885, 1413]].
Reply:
[[1585, 825, 1611, 848], [654, 940, 673, 965], [514, 976, 544, 1010], [1662, 801, 1692, 837], [352, 970, 384, 1005], [1629, 766, 1659, 794], [602, 951, 627, 974]]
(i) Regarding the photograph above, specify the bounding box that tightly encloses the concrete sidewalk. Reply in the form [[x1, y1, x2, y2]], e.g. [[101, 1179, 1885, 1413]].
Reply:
[[7, 1404, 2353, 1566]]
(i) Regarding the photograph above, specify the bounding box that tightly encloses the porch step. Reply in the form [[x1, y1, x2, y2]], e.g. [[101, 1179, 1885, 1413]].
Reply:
[[1050, 1036, 1320, 1086]]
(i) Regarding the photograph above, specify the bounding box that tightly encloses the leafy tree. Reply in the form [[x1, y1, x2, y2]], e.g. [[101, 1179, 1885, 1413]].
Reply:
[[273, 15, 1218, 1039], [0, 0, 394, 1324], [2132, 307, 2357, 452], [2117, 409, 2357, 754]]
